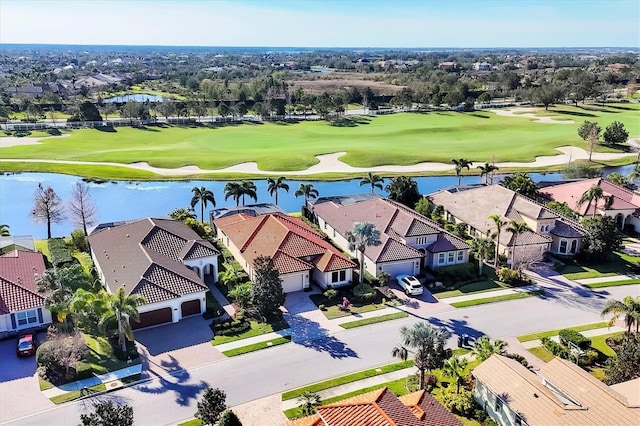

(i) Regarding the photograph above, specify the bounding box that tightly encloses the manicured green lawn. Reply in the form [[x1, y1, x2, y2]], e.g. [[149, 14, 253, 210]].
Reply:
[[2, 104, 637, 178], [221, 336, 291, 357], [50, 383, 106, 404], [584, 278, 640, 288], [517, 322, 610, 342], [178, 419, 202, 426], [528, 346, 555, 362], [590, 332, 623, 357], [339, 312, 408, 329], [211, 319, 290, 345], [34, 239, 50, 261], [449, 290, 543, 308], [83, 334, 141, 375], [309, 290, 400, 320], [561, 252, 640, 280], [282, 360, 414, 401], [433, 270, 508, 298]]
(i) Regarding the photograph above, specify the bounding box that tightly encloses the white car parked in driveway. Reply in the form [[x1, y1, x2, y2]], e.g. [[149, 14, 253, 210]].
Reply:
[[396, 274, 424, 296]]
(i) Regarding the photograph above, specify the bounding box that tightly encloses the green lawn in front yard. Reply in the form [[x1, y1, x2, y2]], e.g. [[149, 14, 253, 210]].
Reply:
[[211, 318, 290, 345], [83, 334, 141, 375], [50, 383, 106, 404], [517, 321, 610, 342], [221, 336, 291, 357], [561, 252, 640, 280], [584, 278, 640, 288], [528, 346, 555, 362], [432, 270, 508, 299], [309, 291, 401, 320], [590, 332, 623, 357], [339, 312, 408, 329]]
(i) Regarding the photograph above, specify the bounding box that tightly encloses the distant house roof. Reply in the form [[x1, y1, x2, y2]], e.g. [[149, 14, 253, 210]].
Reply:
[[541, 178, 640, 216], [429, 185, 584, 247], [210, 203, 286, 221], [311, 194, 469, 262], [473, 354, 640, 425], [88, 218, 217, 304], [285, 387, 462, 426], [215, 213, 356, 275], [0, 249, 47, 314]]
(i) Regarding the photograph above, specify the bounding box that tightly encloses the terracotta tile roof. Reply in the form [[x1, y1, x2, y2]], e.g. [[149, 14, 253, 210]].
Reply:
[[215, 213, 355, 276], [0, 249, 47, 314], [542, 178, 640, 216], [551, 220, 585, 238], [373, 236, 423, 263], [284, 387, 461, 426], [88, 218, 213, 302], [473, 355, 640, 426], [427, 233, 469, 253]]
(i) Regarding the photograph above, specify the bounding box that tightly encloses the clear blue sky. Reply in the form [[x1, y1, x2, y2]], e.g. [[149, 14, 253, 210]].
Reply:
[[1, 0, 638, 48]]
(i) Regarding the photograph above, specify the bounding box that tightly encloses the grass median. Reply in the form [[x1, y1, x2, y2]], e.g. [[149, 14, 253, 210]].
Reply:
[[517, 321, 610, 342], [584, 278, 640, 288], [221, 336, 291, 357], [339, 312, 408, 329], [449, 290, 543, 308]]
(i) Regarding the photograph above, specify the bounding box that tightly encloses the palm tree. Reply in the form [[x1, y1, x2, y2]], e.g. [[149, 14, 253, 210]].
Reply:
[[477, 162, 499, 185], [577, 184, 605, 217], [392, 322, 449, 390], [267, 177, 289, 206], [451, 158, 472, 187], [36, 266, 92, 325], [240, 180, 257, 206], [69, 288, 108, 333], [442, 355, 468, 394], [169, 207, 197, 221], [0, 224, 9, 236], [190, 186, 216, 223], [224, 181, 243, 206], [385, 176, 420, 208], [360, 172, 384, 193], [471, 237, 494, 276], [628, 162, 640, 182], [100, 287, 146, 352], [489, 214, 508, 268], [472, 336, 507, 362], [294, 183, 319, 206], [507, 220, 532, 270], [601, 296, 640, 333], [296, 391, 321, 416], [345, 222, 382, 285]]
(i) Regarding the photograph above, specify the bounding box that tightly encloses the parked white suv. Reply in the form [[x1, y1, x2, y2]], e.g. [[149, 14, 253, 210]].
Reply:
[[396, 275, 424, 296]]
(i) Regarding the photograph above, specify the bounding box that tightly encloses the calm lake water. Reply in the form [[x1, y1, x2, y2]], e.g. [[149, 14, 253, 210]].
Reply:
[[104, 93, 165, 103], [0, 171, 579, 239]]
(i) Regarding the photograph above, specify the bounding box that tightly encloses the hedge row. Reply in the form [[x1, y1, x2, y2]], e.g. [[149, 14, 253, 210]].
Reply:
[[47, 238, 73, 267], [558, 329, 591, 350]]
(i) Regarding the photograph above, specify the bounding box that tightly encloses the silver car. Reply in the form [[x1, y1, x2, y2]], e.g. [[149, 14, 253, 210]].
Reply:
[[397, 275, 424, 296]]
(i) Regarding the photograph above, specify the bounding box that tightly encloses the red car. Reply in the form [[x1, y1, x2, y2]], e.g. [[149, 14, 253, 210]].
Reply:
[[16, 334, 36, 357]]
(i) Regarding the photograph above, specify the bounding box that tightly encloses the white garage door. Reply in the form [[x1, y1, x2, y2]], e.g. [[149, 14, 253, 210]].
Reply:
[[381, 261, 415, 278], [281, 273, 304, 293]]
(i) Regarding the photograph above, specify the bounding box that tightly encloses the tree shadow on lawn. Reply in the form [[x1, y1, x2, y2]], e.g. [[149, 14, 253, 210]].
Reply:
[[77, 392, 133, 415], [136, 354, 209, 406], [467, 113, 490, 119], [288, 315, 358, 359], [549, 109, 598, 118], [94, 126, 117, 133], [131, 125, 160, 132]]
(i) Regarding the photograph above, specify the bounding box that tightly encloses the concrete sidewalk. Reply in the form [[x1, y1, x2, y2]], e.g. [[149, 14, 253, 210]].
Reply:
[[41, 364, 143, 398], [519, 326, 626, 349]]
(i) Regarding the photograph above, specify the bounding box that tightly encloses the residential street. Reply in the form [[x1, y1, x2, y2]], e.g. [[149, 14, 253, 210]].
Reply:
[[2, 284, 638, 426]]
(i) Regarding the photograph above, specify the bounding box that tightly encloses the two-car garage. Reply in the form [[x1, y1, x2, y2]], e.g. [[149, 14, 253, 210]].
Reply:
[[131, 298, 204, 330]]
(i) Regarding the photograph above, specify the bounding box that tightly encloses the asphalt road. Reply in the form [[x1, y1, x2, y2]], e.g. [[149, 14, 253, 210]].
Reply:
[[3, 284, 638, 426]]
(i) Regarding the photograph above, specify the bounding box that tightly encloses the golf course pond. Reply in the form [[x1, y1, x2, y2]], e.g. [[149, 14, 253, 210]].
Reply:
[[0, 166, 633, 239]]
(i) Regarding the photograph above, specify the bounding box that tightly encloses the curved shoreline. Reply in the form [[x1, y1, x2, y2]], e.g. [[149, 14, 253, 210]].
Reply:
[[0, 146, 635, 177]]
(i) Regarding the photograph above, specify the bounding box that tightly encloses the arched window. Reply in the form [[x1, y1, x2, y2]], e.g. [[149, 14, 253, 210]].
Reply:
[[570, 240, 577, 254], [559, 240, 568, 253]]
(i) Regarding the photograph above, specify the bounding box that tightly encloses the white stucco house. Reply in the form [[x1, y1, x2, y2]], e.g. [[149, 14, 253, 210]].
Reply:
[[89, 218, 220, 329]]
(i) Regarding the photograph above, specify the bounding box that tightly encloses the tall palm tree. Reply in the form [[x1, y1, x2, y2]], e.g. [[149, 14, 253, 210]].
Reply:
[[224, 181, 243, 206], [100, 287, 146, 352], [601, 296, 640, 333], [471, 236, 494, 276], [451, 158, 472, 187], [577, 184, 605, 217], [190, 186, 216, 223], [476, 162, 499, 185], [507, 220, 532, 270], [489, 214, 508, 268], [240, 180, 257, 206], [294, 183, 319, 206], [0, 224, 9, 236], [359, 172, 384, 193], [472, 336, 507, 362], [392, 322, 449, 390], [296, 391, 321, 416], [267, 177, 289, 206], [345, 222, 382, 285], [442, 355, 468, 394]]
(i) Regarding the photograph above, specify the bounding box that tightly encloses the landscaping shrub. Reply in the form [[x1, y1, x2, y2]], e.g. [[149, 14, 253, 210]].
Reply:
[[541, 337, 569, 359], [228, 282, 252, 309], [441, 388, 477, 417], [352, 283, 376, 302], [114, 341, 140, 361], [75, 361, 94, 380], [558, 329, 591, 350], [498, 267, 520, 284], [47, 238, 74, 267], [435, 263, 476, 283], [424, 374, 438, 392], [323, 289, 338, 301], [579, 349, 599, 367], [505, 352, 529, 368], [71, 229, 89, 253], [213, 313, 251, 337], [15, 130, 31, 137]]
